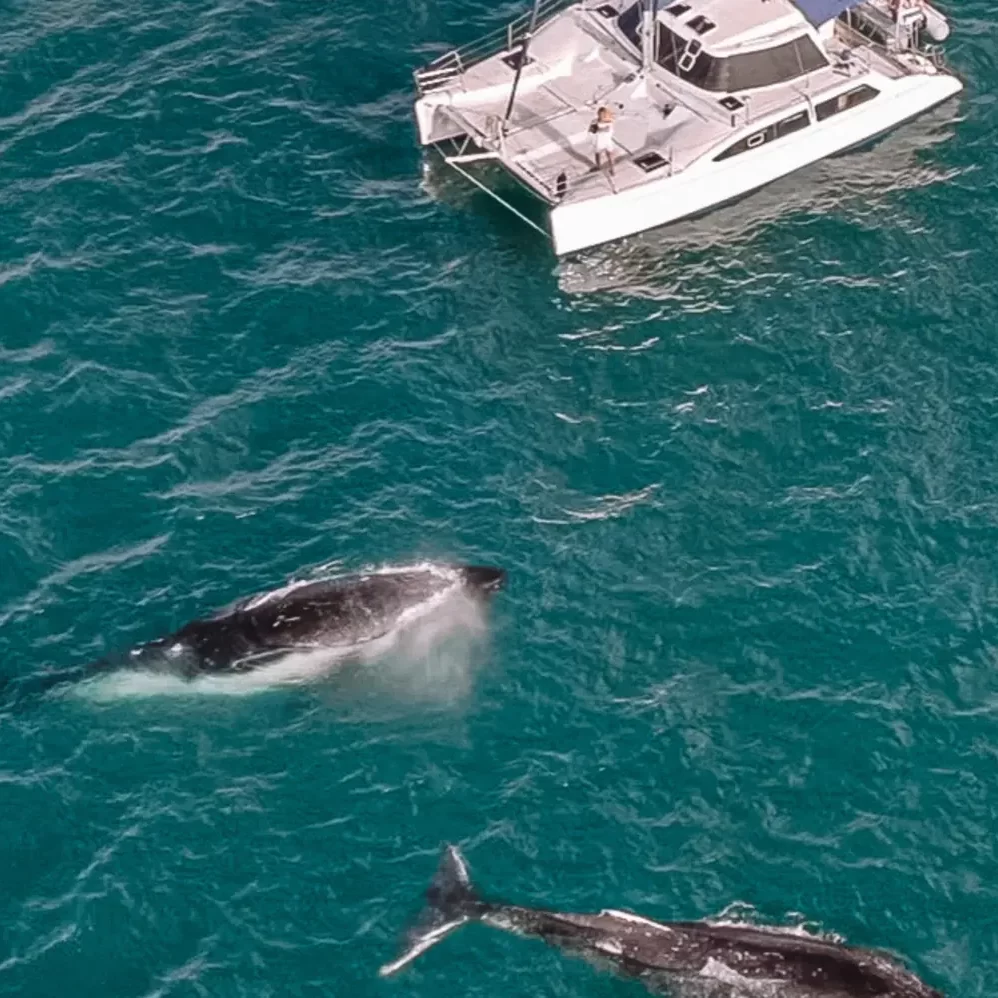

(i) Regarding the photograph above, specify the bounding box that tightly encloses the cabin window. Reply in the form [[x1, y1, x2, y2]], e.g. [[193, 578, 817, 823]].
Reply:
[[776, 109, 810, 137], [656, 24, 698, 76], [654, 22, 828, 91], [713, 108, 812, 161], [814, 84, 879, 120], [714, 128, 767, 161], [677, 38, 701, 72], [724, 35, 828, 90], [617, 1, 642, 48]]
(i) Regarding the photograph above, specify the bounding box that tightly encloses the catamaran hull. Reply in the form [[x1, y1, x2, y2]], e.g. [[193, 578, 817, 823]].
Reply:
[[548, 70, 961, 255]]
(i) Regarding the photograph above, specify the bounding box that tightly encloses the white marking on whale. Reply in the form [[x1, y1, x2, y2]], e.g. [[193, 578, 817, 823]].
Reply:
[[601, 909, 672, 931]]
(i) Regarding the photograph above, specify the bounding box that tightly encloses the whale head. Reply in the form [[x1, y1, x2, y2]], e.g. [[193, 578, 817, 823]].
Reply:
[[457, 565, 506, 598]]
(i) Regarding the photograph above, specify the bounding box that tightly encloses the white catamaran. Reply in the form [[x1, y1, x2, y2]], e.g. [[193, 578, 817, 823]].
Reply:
[[411, 0, 961, 254]]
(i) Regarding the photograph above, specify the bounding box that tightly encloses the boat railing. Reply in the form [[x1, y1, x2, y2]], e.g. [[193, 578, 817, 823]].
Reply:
[[922, 42, 947, 68], [837, 5, 946, 73], [414, 0, 584, 95]]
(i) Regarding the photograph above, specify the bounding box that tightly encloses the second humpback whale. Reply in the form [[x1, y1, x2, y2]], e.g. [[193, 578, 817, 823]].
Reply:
[[379, 845, 943, 998]]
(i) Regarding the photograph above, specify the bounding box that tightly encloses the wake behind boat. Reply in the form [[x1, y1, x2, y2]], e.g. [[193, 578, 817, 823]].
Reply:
[[412, 0, 961, 254]]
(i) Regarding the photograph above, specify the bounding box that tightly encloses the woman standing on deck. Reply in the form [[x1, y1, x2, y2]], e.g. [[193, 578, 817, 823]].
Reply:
[[590, 106, 614, 176]]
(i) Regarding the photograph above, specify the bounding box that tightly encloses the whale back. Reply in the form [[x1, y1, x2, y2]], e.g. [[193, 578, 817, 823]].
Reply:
[[227, 569, 457, 647], [491, 909, 941, 998], [130, 567, 462, 674]]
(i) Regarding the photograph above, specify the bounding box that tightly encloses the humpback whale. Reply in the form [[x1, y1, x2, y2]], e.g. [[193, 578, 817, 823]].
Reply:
[[3, 563, 505, 700], [122, 563, 505, 678], [379, 845, 943, 998]]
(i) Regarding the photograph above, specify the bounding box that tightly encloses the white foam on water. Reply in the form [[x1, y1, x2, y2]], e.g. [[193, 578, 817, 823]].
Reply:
[[338, 586, 490, 707], [706, 917, 842, 945], [706, 901, 842, 944]]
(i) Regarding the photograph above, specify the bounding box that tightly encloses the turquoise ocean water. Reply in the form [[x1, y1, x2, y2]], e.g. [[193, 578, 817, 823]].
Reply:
[[2, 0, 997, 995]]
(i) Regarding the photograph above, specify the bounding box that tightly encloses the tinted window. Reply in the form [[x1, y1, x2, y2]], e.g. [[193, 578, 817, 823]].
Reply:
[[725, 35, 827, 89], [617, 2, 642, 48], [656, 23, 692, 75], [815, 84, 879, 120], [714, 127, 769, 161], [655, 25, 828, 91], [713, 108, 811, 161], [777, 109, 810, 137]]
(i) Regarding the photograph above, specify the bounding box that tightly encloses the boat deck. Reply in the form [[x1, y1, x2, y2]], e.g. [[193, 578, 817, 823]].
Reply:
[[427, 3, 918, 206]]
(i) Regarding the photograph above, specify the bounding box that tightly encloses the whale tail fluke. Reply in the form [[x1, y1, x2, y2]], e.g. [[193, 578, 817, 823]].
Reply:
[[378, 844, 483, 977]]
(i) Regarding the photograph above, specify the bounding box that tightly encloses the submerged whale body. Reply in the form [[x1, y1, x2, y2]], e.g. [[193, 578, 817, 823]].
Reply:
[[125, 563, 506, 678], [379, 846, 943, 998]]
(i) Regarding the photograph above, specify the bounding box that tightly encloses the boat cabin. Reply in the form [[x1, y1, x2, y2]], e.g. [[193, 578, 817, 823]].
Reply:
[[615, 0, 830, 93]]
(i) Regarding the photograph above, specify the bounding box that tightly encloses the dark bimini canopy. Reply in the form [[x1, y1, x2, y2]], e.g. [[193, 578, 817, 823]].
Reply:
[[792, 0, 864, 27]]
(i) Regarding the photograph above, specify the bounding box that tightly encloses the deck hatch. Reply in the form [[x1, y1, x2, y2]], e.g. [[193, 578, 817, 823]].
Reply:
[[686, 14, 716, 33], [634, 151, 669, 172]]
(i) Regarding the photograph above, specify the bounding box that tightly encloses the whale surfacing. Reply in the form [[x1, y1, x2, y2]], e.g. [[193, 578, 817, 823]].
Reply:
[[379, 846, 943, 998], [0, 563, 506, 703], [124, 563, 506, 678]]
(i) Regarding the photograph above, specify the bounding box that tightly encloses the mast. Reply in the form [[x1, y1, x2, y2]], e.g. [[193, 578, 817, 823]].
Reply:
[[502, 0, 543, 131], [641, 0, 658, 73]]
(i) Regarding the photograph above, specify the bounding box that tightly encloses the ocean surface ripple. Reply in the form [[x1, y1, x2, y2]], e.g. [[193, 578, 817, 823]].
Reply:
[[2, 0, 997, 996]]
